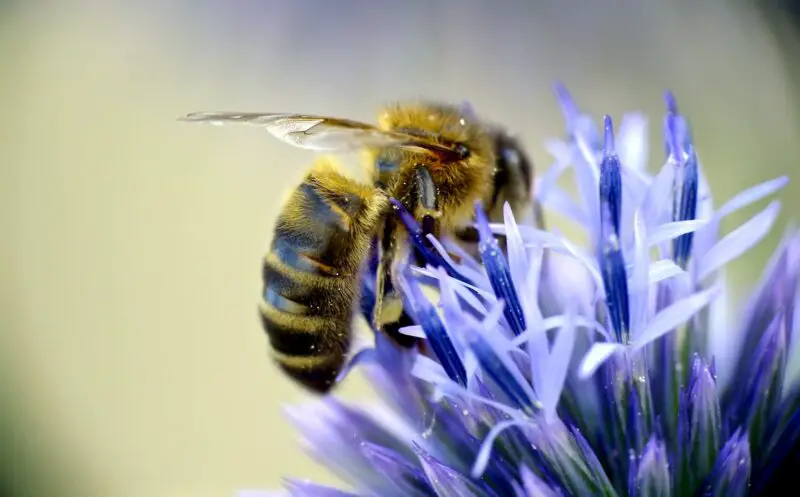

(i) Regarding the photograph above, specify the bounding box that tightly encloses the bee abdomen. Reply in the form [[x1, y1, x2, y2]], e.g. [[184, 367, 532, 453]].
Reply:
[[259, 297, 349, 393], [274, 350, 348, 394], [260, 160, 387, 394]]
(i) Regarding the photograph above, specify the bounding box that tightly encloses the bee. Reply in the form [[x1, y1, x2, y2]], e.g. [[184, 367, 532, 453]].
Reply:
[[180, 101, 536, 393]]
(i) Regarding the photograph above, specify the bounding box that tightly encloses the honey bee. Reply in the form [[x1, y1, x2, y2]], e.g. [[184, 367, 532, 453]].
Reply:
[[180, 102, 536, 393]]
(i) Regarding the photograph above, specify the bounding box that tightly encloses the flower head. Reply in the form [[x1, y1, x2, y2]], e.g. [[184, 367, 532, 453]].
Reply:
[[250, 85, 798, 497]]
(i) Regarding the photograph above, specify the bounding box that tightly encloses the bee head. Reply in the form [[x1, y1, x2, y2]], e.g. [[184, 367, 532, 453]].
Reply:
[[378, 101, 492, 167]]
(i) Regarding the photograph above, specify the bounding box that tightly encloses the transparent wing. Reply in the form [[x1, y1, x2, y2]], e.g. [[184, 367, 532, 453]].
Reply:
[[179, 111, 460, 156]]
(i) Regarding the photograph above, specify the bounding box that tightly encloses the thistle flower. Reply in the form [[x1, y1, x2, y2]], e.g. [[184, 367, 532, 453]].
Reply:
[[248, 85, 799, 497]]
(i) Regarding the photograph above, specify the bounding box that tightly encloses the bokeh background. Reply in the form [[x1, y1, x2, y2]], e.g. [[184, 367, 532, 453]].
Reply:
[[3, 1, 800, 496]]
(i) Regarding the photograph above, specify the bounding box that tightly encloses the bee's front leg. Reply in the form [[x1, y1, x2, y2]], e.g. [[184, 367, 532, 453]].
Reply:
[[413, 166, 441, 266], [371, 166, 441, 350], [372, 214, 417, 348]]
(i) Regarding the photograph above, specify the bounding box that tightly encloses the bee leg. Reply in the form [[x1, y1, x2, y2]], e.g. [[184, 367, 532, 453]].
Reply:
[[371, 166, 441, 351], [372, 215, 417, 348], [455, 226, 480, 244], [456, 225, 509, 251], [414, 166, 441, 267]]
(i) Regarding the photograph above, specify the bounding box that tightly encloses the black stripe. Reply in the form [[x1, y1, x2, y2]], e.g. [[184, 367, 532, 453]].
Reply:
[[277, 355, 345, 394], [262, 258, 340, 313], [260, 305, 348, 357]]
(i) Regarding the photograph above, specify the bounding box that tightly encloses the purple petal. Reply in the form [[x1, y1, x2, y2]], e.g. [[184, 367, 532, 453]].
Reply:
[[633, 285, 721, 346], [570, 132, 602, 243], [598, 209, 631, 343], [336, 346, 378, 382], [553, 82, 580, 124], [688, 356, 722, 482], [504, 202, 529, 290], [472, 418, 535, 478], [631, 438, 671, 496], [520, 465, 562, 497], [436, 267, 474, 356], [416, 445, 491, 497], [671, 146, 699, 267], [442, 238, 483, 273], [284, 480, 359, 497], [698, 200, 781, 281], [500, 224, 603, 288], [410, 354, 452, 385], [706, 430, 751, 497], [426, 235, 489, 286], [464, 302, 538, 412], [360, 442, 432, 497], [428, 370, 527, 420], [399, 270, 467, 385], [476, 203, 526, 336], [511, 313, 608, 348], [600, 115, 623, 236], [412, 266, 494, 302]]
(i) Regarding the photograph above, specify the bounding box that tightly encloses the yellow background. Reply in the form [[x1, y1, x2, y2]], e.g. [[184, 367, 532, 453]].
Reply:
[[3, 1, 799, 496]]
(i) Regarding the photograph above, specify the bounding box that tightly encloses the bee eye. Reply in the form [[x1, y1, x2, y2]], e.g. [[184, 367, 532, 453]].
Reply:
[[454, 143, 471, 159]]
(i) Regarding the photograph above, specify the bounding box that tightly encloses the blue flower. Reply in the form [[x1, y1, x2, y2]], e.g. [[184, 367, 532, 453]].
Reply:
[[246, 84, 798, 497]]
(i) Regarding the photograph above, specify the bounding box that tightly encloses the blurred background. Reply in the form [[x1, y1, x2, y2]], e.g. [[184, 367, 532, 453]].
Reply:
[[3, 1, 799, 496]]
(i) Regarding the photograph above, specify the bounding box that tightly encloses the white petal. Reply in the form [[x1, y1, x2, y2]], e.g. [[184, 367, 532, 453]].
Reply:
[[398, 325, 426, 338], [648, 219, 708, 247], [634, 285, 722, 347], [535, 160, 570, 202], [540, 186, 588, 226], [647, 259, 684, 285], [543, 139, 573, 163], [699, 200, 781, 281], [642, 159, 675, 227], [541, 317, 577, 421], [629, 210, 650, 339], [715, 176, 788, 220], [617, 112, 650, 173], [578, 342, 625, 379]]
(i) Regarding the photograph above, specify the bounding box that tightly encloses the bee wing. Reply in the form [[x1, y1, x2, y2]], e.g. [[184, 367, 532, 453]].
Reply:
[[179, 111, 459, 156]]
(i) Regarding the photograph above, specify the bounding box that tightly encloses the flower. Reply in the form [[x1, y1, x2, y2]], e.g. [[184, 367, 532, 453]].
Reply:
[[249, 84, 799, 497]]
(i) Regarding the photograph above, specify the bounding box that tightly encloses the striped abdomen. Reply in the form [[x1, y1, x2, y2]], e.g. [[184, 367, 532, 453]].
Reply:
[[260, 161, 387, 393]]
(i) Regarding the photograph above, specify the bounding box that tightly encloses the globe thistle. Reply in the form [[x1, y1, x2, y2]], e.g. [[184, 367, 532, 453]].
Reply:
[[246, 84, 799, 497]]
